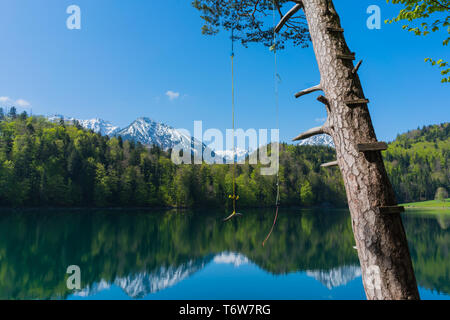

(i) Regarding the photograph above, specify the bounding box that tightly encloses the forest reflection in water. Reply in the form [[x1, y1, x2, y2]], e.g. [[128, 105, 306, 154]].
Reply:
[[0, 208, 448, 300]]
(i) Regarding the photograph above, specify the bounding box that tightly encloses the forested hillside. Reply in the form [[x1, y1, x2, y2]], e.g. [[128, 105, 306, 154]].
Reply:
[[0, 111, 447, 208], [384, 123, 449, 203], [0, 112, 345, 208]]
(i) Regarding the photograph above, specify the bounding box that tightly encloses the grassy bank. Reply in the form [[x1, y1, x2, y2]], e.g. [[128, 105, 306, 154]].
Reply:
[[401, 199, 450, 211]]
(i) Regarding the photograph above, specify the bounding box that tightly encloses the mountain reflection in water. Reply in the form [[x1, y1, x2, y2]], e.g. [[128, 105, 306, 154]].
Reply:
[[0, 208, 448, 300]]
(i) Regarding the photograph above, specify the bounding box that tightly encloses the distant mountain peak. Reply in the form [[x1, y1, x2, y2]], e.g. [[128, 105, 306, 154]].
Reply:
[[306, 265, 362, 289], [47, 115, 120, 136], [115, 117, 198, 152], [49, 114, 334, 157], [296, 134, 335, 148], [135, 116, 157, 123], [78, 118, 121, 136], [74, 257, 211, 299]]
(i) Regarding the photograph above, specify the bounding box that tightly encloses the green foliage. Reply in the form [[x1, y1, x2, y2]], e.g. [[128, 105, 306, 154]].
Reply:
[[300, 181, 314, 206], [383, 123, 450, 203], [0, 115, 161, 207], [0, 115, 447, 208], [403, 198, 450, 208], [403, 213, 450, 293], [435, 187, 449, 200], [0, 115, 346, 208], [386, 0, 450, 82]]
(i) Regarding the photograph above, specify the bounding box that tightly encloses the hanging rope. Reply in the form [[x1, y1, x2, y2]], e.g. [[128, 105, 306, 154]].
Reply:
[[231, 27, 236, 215], [263, 1, 281, 246], [224, 26, 240, 222]]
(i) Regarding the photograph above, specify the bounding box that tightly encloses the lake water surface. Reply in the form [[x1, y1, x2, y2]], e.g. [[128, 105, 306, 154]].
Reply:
[[0, 208, 448, 300]]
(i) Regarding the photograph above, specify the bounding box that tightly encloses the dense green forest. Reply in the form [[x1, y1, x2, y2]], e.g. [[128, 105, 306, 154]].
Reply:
[[0, 111, 345, 208], [384, 123, 449, 203], [0, 110, 448, 208]]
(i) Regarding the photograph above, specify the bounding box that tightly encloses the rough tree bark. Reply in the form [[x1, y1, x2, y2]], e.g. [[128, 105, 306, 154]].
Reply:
[[288, 0, 420, 299]]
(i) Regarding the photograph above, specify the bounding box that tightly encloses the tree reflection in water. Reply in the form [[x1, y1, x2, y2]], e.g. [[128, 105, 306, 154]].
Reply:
[[0, 208, 447, 299]]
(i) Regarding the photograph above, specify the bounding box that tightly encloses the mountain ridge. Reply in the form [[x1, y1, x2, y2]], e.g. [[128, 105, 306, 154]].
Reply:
[[48, 115, 335, 153]]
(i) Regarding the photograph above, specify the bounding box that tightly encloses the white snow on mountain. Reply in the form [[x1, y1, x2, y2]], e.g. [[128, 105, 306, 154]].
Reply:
[[73, 258, 211, 299], [114, 117, 204, 153], [114, 260, 207, 298], [213, 148, 250, 162], [74, 280, 111, 297], [48, 115, 333, 157], [48, 115, 204, 154], [296, 134, 335, 148], [306, 265, 362, 289], [47, 115, 120, 136], [213, 252, 250, 267], [78, 118, 121, 136], [71, 253, 362, 299], [73, 253, 250, 299]]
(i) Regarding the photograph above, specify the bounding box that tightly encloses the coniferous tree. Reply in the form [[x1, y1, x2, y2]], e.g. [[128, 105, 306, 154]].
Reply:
[[8, 107, 17, 119]]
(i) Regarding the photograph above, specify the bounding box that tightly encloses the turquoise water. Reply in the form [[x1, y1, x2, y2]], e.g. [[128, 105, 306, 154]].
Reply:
[[0, 208, 448, 300]]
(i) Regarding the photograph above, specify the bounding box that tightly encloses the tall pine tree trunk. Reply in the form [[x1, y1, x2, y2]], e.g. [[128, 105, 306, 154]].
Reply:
[[299, 0, 420, 299]]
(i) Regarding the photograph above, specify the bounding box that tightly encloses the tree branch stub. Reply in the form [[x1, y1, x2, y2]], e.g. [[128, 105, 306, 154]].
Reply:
[[292, 126, 326, 141], [352, 60, 363, 74], [344, 98, 370, 106], [327, 27, 344, 32], [337, 53, 356, 60], [294, 84, 322, 98], [321, 160, 339, 168], [357, 142, 388, 152], [317, 95, 329, 106], [377, 206, 406, 214]]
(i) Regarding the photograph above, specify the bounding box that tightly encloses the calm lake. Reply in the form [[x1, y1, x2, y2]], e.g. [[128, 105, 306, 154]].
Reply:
[[0, 208, 448, 300]]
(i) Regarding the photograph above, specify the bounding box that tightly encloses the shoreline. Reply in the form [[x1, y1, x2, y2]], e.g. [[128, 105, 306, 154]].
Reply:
[[405, 206, 449, 209], [401, 199, 449, 211], [0, 205, 348, 212]]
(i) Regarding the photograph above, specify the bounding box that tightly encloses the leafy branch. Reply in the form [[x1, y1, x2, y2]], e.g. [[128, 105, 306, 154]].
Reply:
[[191, 0, 310, 49], [386, 0, 450, 82]]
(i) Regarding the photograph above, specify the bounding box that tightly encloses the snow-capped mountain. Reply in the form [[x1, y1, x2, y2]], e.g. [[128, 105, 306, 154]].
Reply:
[[48, 115, 205, 154], [73, 253, 249, 299], [49, 115, 248, 161], [213, 148, 250, 162], [78, 118, 120, 136], [306, 265, 362, 289], [71, 253, 362, 299], [213, 252, 250, 267], [115, 117, 201, 152], [114, 259, 210, 298], [74, 256, 212, 299], [49, 114, 333, 156], [48, 115, 120, 136], [296, 134, 335, 148]]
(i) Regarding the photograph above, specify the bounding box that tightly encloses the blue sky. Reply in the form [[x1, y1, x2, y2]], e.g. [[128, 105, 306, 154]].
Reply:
[[0, 0, 448, 142]]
